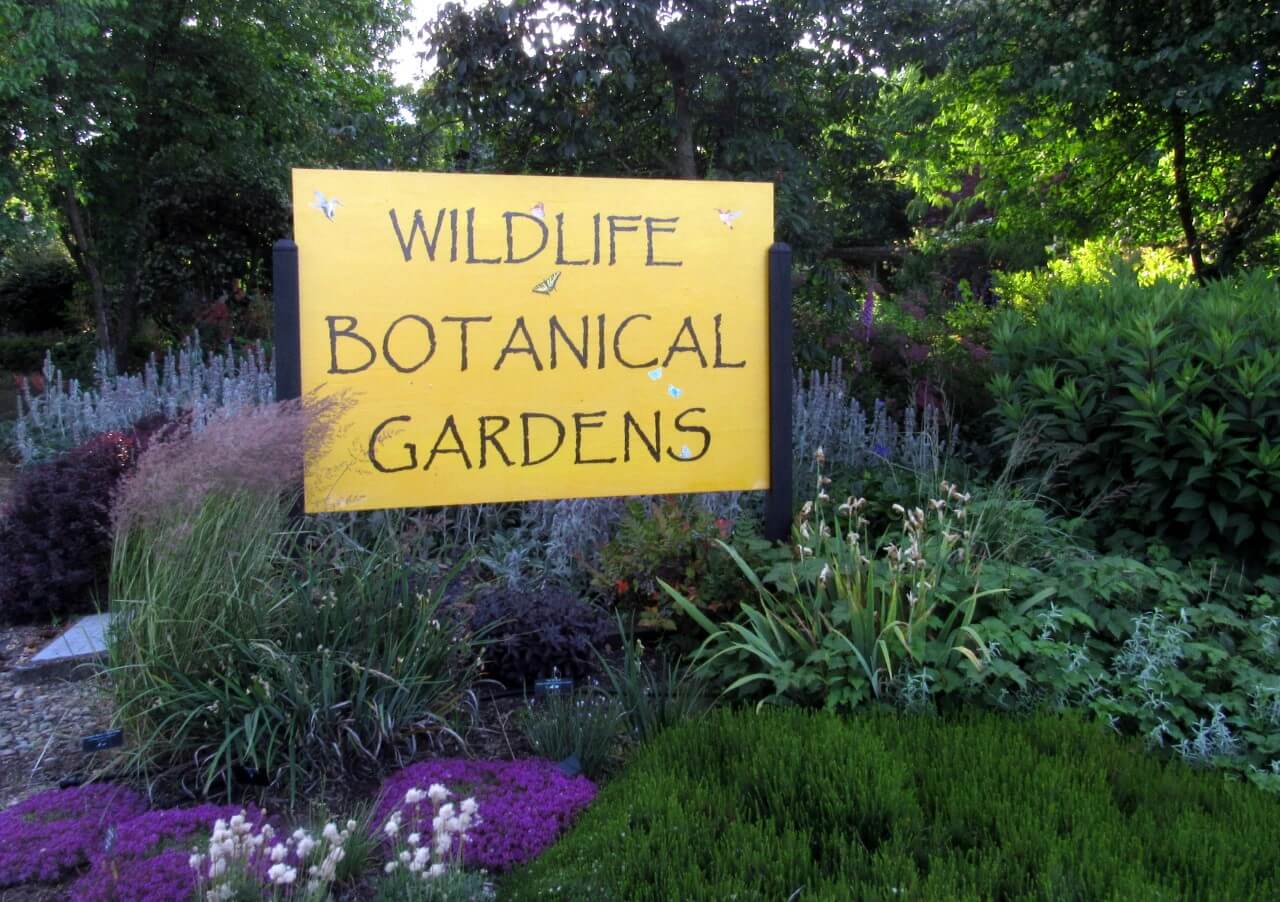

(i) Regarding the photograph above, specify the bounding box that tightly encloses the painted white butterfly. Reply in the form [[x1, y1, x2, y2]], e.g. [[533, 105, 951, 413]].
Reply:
[[531, 202, 546, 221], [532, 271, 562, 295], [716, 209, 743, 229], [311, 191, 342, 221], [667, 385, 682, 399], [679, 445, 692, 459]]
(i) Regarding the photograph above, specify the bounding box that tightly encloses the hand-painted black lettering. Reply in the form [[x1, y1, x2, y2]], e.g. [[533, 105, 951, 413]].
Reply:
[[466, 207, 501, 264], [713, 313, 746, 368], [662, 316, 708, 367], [504, 211, 550, 263], [645, 217, 682, 266], [389, 209, 447, 262], [613, 314, 659, 368], [368, 415, 418, 472], [521, 412, 566, 465], [478, 415, 514, 467], [495, 317, 544, 370], [549, 315, 590, 368], [573, 411, 617, 464], [326, 315, 376, 374], [668, 407, 711, 461], [555, 213, 591, 266], [623, 410, 661, 462], [441, 316, 492, 371], [383, 314, 437, 373], [607, 215, 642, 265], [424, 415, 472, 470]]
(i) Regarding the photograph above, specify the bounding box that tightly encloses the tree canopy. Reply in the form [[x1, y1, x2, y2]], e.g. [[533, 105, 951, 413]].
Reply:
[[1, 0, 1277, 354]]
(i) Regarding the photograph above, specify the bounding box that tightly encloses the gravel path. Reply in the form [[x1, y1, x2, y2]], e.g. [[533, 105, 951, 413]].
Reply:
[[0, 625, 117, 808]]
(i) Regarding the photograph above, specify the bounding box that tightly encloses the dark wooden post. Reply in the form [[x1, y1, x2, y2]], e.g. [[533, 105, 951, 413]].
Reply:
[[273, 238, 301, 401], [764, 242, 793, 542]]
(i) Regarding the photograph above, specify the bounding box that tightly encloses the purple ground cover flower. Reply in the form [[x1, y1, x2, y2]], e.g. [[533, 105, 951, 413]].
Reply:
[[376, 759, 596, 871], [0, 784, 147, 886], [71, 803, 254, 902]]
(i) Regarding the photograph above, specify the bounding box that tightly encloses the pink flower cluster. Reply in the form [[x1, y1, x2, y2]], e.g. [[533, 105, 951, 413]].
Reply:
[[376, 759, 596, 871], [0, 784, 147, 886]]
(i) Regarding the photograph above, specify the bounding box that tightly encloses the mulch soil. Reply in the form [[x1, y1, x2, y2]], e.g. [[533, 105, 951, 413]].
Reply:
[[0, 625, 117, 809]]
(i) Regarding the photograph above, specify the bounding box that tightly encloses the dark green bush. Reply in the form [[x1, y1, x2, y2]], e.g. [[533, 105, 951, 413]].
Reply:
[[506, 708, 1280, 900], [0, 334, 56, 373], [989, 270, 1280, 563], [0, 245, 77, 334]]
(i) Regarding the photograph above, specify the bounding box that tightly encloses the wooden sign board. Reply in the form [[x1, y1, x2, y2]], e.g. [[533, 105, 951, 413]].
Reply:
[[290, 169, 774, 513]]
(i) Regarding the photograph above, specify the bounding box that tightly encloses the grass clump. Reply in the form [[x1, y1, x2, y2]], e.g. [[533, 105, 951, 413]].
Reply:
[[505, 708, 1280, 900], [106, 402, 482, 800]]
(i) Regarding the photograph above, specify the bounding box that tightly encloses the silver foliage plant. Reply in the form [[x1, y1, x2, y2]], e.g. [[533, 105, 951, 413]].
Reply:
[[478, 492, 747, 589], [793, 360, 956, 477], [476, 360, 953, 589], [12, 335, 274, 463]]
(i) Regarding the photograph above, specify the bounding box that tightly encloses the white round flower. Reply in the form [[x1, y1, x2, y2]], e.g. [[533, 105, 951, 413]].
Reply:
[[407, 832, 421, 847], [460, 798, 478, 816], [384, 861, 398, 874], [404, 787, 426, 805], [296, 836, 317, 858], [267, 863, 297, 885], [427, 784, 449, 804], [322, 822, 341, 844], [428, 863, 447, 879], [270, 843, 288, 863]]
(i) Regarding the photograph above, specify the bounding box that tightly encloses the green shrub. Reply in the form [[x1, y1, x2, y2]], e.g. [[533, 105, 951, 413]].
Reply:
[[0, 333, 57, 373], [595, 497, 740, 631], [0, 245, 77, 334], [992, 237, 1192, 318], [990, 270, 1280, 563], [595, 615, 710, 744], [666, 467, 989, 711], [972, 553, 1280, 790], [517, 690, 625, 780], [107, 491, 482, 800], [505, 708, 1280, 900]]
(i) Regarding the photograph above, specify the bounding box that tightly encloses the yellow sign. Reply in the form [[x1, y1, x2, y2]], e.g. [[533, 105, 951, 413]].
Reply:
[[293, 169, 773, 513]]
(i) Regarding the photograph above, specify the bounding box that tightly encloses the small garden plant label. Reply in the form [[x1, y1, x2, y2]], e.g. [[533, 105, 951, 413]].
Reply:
[[292, 169, 773, 512]]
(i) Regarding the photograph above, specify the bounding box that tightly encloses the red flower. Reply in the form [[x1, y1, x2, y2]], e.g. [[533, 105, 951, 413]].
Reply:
[[615, 579, 630, 594]]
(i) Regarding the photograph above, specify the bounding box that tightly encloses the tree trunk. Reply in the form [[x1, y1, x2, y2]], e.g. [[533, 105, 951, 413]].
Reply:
[[1170, 108, 1205, 282], [673, 75, 697, 180], [59, 189, 112, 352], [1203, 142, 1280, 280]]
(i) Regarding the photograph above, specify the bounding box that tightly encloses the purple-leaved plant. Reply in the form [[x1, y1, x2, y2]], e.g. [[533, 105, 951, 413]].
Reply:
[[375, 759, 595, 871], [71, 803, 256, 902], [0, 784, 147, 886]]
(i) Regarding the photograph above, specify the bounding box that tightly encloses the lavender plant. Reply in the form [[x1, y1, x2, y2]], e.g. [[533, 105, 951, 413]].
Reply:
[[11, 334, 273, 463], [793, 360, 956, 482]]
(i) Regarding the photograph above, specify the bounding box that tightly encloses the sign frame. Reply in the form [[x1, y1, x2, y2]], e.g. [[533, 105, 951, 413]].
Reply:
[[272, 179, 792, 540]]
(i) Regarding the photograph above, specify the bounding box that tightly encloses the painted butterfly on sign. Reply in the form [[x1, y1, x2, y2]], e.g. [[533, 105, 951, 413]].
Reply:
[[532, 272, 562, 295]]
